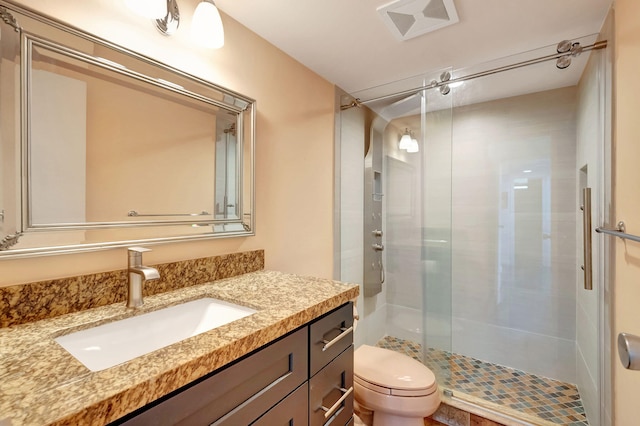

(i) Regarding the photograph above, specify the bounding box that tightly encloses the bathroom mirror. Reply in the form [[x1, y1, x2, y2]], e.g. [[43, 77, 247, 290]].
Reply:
[[0, 1, 255, 257]]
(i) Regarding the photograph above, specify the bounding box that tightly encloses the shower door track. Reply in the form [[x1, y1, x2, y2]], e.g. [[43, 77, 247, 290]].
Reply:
[[341, 39, 607, 109]]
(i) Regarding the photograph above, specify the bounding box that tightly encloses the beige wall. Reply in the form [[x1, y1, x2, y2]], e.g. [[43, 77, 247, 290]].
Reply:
[[1, 0, 335, 286], [613, 0, 640, 423]]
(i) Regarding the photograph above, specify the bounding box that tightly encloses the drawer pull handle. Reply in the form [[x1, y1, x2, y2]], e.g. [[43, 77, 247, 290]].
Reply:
[[211, 367, 293, 425], [321, 386, 354, 419], [322, 326, 353, 352]]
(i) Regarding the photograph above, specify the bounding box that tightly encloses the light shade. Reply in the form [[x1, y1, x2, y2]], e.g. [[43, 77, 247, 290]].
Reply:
[[407, 138, 419, 153], [125, 0, 167, 19], [398, 130, 412, 150], [191, 0, 225, 49]]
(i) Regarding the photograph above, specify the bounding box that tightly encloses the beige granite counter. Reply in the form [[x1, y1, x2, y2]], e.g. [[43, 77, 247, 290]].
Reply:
[[0, 270, 359, 425]]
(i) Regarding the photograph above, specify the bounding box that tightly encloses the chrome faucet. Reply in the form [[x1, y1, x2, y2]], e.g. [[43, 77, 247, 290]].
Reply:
[[127, 247, 160, 308]]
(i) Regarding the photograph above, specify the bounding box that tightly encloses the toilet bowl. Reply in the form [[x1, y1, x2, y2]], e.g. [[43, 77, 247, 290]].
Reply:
[[353, 345, 440, 426]]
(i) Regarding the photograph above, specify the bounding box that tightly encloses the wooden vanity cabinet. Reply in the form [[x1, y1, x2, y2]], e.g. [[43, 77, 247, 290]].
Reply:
[[113, 303, 354, 426], [252, 382, 309, 425]]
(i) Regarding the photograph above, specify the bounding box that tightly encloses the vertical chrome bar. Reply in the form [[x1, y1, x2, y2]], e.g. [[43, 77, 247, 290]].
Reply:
[[582, 187, 593, 290]]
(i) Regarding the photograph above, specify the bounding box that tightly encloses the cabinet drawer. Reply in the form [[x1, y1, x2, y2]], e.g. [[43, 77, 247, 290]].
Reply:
[[252, 382, 309, 426], [310, 302, 353, 376], [118, 327, 308, 426], [309, 345, 354, 426]]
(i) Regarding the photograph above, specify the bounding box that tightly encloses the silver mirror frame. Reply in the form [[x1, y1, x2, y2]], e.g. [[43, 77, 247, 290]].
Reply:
[[0, 0, 256, 258]]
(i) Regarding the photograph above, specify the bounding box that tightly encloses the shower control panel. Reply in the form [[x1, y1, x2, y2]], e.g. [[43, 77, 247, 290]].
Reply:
[[363, 124, 384, 297]]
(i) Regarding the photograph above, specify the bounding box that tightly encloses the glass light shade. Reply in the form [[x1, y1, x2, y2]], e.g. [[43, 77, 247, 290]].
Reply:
[[191, 1, 225, 49], [407, 138, 419, 153], [125, 0, 167, 19], [399, 133, 412, 150]]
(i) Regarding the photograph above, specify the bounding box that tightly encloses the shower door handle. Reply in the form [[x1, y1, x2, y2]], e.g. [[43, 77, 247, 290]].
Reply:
[[581, 187, 593, 290]]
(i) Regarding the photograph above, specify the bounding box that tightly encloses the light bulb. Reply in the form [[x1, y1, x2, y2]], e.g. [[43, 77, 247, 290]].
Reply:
[[125, 0, 167, 19], [191, 1, 225, 49]]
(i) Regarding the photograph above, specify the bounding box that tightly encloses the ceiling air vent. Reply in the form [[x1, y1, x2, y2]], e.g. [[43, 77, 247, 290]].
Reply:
[[378, 0, 459, 41]]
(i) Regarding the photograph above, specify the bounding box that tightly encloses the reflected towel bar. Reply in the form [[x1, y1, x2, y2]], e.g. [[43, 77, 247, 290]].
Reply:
[[127, 210, 210, 217], [595, 221, 640, 243]]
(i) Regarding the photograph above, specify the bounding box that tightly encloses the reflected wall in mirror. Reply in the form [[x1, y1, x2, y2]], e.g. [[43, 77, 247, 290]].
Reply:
[[0, 1, 255, 257]]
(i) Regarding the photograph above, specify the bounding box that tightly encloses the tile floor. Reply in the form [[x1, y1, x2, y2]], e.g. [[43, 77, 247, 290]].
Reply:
[[377, 336, 589, 426]]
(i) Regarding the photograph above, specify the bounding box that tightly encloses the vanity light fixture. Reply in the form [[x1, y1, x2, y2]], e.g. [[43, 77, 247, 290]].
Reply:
[[155, 0, 180, 36], [399, 128, 419, 153], [126, 0, 225, 48], [407, 135, 419, 153], [399, 128, 412, 150]]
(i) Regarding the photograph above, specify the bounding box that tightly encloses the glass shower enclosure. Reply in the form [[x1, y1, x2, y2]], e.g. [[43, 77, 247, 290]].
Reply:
[[339, 34, 610, 426]]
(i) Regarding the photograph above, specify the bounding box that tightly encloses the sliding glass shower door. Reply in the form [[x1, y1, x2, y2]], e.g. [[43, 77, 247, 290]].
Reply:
[[351, 67, 455, 374], [344, 35, 609, 426]]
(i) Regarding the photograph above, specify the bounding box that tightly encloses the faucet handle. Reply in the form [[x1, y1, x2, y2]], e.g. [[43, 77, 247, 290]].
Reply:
[[128, 246, 152, 267], [128, 246, 152, 254]]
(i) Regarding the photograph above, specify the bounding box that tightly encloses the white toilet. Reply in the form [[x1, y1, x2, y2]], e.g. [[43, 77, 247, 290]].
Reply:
[[353, 344, 441, 426]]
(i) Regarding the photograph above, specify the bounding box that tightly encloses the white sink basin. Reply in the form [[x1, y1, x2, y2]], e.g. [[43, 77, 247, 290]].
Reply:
[[55, 298, 256, 372]]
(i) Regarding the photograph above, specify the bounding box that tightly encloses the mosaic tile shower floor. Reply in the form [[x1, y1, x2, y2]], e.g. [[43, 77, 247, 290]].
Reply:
[[377, 336, 589, 426]]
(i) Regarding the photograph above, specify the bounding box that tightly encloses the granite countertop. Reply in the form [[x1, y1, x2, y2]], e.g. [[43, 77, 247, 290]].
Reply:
[[0, 270, 359, 425]]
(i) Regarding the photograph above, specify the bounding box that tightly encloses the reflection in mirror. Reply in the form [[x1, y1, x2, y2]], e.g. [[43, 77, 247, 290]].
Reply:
[[215, 122, 238, 221], [0, 1, 255, 257]]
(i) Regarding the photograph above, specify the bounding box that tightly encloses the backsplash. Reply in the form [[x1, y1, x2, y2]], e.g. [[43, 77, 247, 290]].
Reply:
[[0, 249, 264, 328]]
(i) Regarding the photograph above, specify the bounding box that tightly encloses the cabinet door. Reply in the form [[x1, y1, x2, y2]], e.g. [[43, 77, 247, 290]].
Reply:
[[252, 383, 309, 426], [117, 327, 308, 426], [309, 346, 354, 426], [310, 303, 353, 376]]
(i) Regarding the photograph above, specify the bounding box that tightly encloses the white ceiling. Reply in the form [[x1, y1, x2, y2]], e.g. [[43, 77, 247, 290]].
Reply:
[[216, 0, 612, 97]]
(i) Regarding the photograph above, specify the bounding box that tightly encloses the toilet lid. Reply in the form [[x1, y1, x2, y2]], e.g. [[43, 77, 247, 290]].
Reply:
[[354, 345, 438, 397]]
